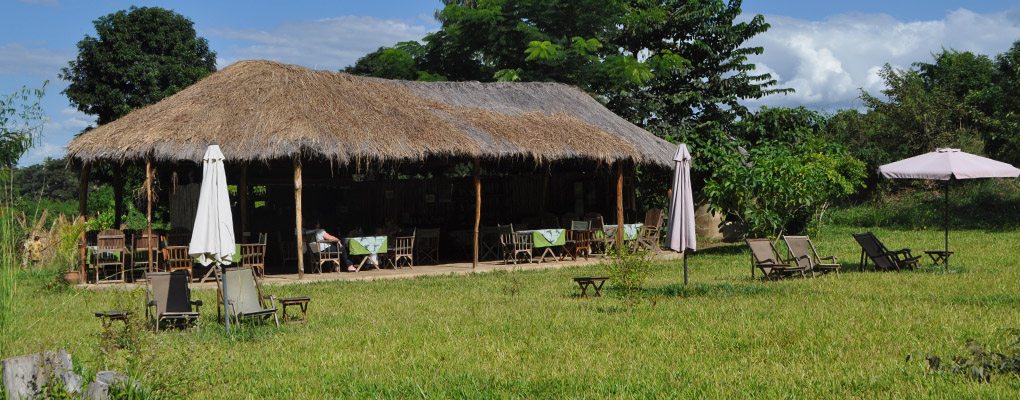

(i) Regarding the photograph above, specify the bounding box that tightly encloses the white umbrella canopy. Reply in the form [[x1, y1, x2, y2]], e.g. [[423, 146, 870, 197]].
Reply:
[[666, 143, 696, 284], [189, 145, 236, 266], [879, 148, 1020, 269], [879, 148, 1020, 180]]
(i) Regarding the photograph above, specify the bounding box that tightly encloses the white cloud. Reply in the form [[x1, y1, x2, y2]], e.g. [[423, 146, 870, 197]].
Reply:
[[19, 142, 64, 166], [748, 8, 1020, 110], [0, 43, 68, 76], [209, 16, 434, 70]]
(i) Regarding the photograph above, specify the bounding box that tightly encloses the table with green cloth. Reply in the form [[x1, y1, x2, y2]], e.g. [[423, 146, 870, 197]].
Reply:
[[517, 229, 566, 262], [347, 236, 388, 271], [602, 224, 643, 241]]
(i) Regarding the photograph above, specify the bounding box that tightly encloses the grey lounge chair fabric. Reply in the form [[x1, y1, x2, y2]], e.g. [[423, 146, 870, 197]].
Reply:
[[746, 238, 807, 280], [217, 266, 279, 327], [852, 232, 920, 271], [145, 271, 202, 331], [783, 235, 841, 275]]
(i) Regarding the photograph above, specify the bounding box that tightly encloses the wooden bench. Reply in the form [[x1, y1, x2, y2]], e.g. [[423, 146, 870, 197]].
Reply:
[[572, 277, 609, 297], [277, 296, 311, 323]]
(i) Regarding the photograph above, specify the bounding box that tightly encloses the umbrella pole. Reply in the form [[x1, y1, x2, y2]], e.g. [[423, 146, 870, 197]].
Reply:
[[945, 179, 950, 271], [682, 251, 688, 285]]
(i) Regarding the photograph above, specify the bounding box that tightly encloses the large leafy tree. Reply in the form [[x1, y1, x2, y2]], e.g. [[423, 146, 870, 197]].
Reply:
[[61, 6, 216, 125]]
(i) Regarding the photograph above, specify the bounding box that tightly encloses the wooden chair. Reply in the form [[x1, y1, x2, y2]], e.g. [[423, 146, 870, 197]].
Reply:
[[132, 229, 162, 278], [746, 238, 807, 280], [163, 246, 194, 280], [632, 208, 664, 253], [562, 220, 592, 261], [499, 224, 533, 265], [94, 229, 128, 283], [415, 228, 440, 265], [783, 235, 841, 275], [586, 214, 609, 256], [240, 233, 268, 277], [389, 230, 415, 269], [479, 226, 500, 260], [306, 235, 342, 274], [853, 232, 920, 271]]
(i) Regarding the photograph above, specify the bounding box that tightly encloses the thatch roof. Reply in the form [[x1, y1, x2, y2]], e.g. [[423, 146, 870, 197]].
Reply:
[[67, 60, 674, 167]]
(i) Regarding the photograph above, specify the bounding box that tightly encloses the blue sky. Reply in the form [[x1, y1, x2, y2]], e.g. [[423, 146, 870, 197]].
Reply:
[[4, 0, 1020, 165]]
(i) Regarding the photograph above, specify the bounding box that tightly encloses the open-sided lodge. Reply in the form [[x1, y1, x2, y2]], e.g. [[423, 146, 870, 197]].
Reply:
[[66, 60, 675, 280]]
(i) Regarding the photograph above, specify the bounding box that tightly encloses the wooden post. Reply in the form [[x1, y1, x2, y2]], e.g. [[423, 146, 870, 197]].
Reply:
[[113, 172, 124, 228], [294, 159, 304, 279], [78, 164, 90, 280], [239, 164, 248, 242], [616, 162, 625, 253], [472, 158, 481, 270], [145, 158, 154, 273]]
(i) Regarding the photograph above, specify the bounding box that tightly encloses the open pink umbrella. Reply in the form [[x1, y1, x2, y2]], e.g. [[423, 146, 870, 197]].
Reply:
[[879, 148, 1020, 268], [666, 143, 696, 284]]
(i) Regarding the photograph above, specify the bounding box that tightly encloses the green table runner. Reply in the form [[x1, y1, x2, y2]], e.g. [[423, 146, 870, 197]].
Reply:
[[602, 224, 642, 241], [518, 229, 566, 248], [348, 236, 388, 256]]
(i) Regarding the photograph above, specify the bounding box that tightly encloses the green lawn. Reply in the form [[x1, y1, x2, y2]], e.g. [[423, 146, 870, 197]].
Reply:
[[7, 225, 1020, 398]]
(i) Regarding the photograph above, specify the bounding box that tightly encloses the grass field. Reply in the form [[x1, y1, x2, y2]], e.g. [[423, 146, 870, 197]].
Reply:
[[6, 224, 1020, 398]]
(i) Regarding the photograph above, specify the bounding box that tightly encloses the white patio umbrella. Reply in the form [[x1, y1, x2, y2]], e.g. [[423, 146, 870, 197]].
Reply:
[[189, 145, 236, 333], [666, 143, 697, 284], [879, 148, 1020, 269]]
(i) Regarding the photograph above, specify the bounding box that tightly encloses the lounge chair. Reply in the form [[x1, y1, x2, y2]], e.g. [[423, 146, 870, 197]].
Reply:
[[852, 232, 920, 271], [783, 235, 841, 275], [217, 266, 279, 327], [145, 271, 202, 331], [746, 238, 807, 280]]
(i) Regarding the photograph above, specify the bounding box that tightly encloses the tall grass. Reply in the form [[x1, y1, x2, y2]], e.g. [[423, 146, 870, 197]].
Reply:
[[0, 172, 19, 358]]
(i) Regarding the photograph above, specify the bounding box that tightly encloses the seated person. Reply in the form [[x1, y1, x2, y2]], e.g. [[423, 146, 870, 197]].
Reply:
[[304, 222, 354, 272]]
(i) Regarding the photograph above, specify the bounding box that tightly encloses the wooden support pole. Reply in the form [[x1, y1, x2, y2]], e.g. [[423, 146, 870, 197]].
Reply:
[[78, 164, 90, 280], [145, 158, 154, 273], [113, 172, 124, 228], [239, 164, 248, 242], [616, 162, 625, 253], [294, 159, 304, 279], [472, 158, 481, 270]]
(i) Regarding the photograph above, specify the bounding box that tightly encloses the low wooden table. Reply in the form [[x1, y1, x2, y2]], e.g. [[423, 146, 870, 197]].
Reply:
[[573, 277, 609, 297], [93, 310, 132, 329], [924, 250, 954, 267], [277, 296, 311, 323]]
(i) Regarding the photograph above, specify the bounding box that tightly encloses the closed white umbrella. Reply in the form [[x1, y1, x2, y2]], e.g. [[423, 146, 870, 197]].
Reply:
[[189, 145, 235, 332], [666, 143, 696, 284], [879, 148, 1020, 269]]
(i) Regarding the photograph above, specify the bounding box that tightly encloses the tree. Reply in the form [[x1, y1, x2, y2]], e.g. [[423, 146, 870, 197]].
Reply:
[[986, 41, 1020, 165], [0, 84, 46, 168], [61, 6, 216, 125]]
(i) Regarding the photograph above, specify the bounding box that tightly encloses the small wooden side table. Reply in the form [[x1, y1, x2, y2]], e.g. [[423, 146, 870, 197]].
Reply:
[[93, 310, 132, 329], [572, 277, 609, 297], [924, 251, 954, 267], [277, 296, 311, 323]]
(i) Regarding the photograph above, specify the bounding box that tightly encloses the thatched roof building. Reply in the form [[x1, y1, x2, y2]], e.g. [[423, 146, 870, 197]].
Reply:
[[66, 60, 673, 166]]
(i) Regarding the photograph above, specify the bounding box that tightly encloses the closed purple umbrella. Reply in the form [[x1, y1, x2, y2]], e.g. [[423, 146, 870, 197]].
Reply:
[[666, 144, 696, 284], [879, 148, 1020, 269]]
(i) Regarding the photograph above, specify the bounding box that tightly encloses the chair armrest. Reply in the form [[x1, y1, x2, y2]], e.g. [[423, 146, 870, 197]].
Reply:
[[819, 255, 838, 262], [147, 300, 156, 307]]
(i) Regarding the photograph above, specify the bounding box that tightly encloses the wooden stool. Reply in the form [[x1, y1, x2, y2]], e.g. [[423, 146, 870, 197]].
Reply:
[[572, 277, 609, 297], [93, 310, 132, 329], [925, 250, 953, 267], [277, 296, 311, 323]]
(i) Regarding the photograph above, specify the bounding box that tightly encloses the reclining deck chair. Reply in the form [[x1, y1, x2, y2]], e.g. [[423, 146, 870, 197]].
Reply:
[[852, 232, 920, 271], [217, 266, 279, 327], [746, 238, 808, 280], [783, 235, 841, 275], [145, 271, 202, 331], [631, 208, 665, 253]]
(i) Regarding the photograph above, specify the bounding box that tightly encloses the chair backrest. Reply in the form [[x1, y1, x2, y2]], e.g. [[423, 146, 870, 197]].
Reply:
[[746, 238, 781, 265], [147, 271, 193, 316], [570, 220, 591, 231], [852, 232, 896, 269], [393, 231, 415, 256], [782, 236, 814, 270], [643, 208, 664, 229], [498, 224, 514, 245], [165, 246, 191, 268], [96, 229, 125, 251], [222, 267, 265, 316], [513, 231, 533, 250], [587, 214, 605, 230], [134, 229, 159, 251], [240, 243, 266, 265]]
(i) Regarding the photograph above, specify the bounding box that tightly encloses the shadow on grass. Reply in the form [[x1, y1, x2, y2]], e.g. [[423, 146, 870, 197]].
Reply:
[[639, 281, 775, 299], [691, 244, 746, 256]]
